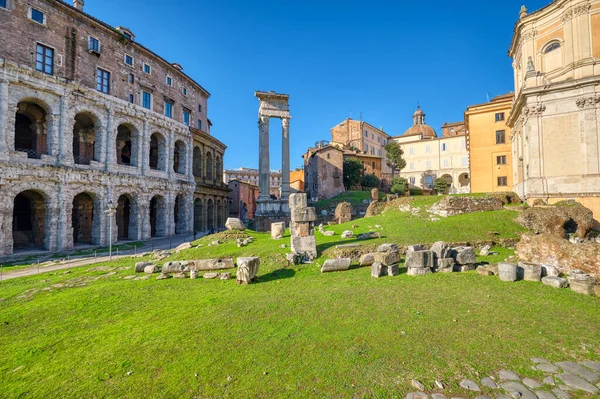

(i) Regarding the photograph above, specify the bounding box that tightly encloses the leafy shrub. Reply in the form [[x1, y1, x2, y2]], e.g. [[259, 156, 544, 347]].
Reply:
[[390, 177, 408, 195], [361, 174, 380, 188], [433, 177, 448, 195]]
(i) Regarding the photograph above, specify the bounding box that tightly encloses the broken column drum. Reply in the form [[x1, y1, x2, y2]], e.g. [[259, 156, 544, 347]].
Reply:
[[289, 193, 317, 260]]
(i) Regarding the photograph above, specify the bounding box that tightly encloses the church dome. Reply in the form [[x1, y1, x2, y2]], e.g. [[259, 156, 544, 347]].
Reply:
[[402, 106, 437, 139]]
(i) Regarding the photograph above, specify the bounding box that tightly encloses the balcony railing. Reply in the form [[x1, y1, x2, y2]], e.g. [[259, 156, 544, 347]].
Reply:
[[73, 155, 92, 165]]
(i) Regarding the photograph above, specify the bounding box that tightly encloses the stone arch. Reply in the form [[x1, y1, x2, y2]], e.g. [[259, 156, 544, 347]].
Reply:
[[215, 155, 222, 182], [206, 198, 214, 232], [458, 172, 470, 187], [193, 146, 202, 177], [173, 140, 186, 174], [149, 132, 167, 171], [73, 111, 101, 165], [206, 151, 213, 180], [12, 189, 48, 250], [216, 199, 223, 229], [116, 193, 139, 240], [116, 123, 140, 167], [149, 195, 167, 237], [441, 174, 453, 187], [194, 198, 203, 232], [71, 192, 99, 245], [174, 194, 186, 234], [15, 99, 50, 158]]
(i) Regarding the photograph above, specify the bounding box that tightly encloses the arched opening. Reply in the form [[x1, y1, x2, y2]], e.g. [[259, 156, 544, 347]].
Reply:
[[15, 101, 48, 159], [12, 190, 46, 250], [73, 112, 98, 165], [149, 132, 166, 171], [174, 194, 186, 234], [459, 173, 470, 187], [116, 195, 131, 240], [206, 151, 213, 180], [116, 124, 138, 167], [72, 193, 94, 245], [215, 155, 222, 182], [149, 195, 166, 237], [216, 199, 222, 229], [194, 198, 203, 233], [193, 146, 202, 177], [206, 199, 214, 232], [441, 174, 453, 188], [173, 140, 186, 174]]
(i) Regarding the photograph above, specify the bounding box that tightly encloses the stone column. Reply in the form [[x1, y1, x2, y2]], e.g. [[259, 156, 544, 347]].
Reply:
[[141, 120, 149, 175], [0, 80, 9, 159], [281, 116, 291, 199], [258, 115, 270, 200], [104, 109, 114, 171]]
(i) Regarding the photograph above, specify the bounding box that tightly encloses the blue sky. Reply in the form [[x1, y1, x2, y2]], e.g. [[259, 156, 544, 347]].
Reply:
[[86, 0, 549, 171]]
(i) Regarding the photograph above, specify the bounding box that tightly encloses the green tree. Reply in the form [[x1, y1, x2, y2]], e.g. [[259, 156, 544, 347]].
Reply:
[[343, 158, 363, 190], [384, 141, 407, 179], [434, 177, 449, 195], [390, 177, 408, 195], [361, 173, 379, 188]]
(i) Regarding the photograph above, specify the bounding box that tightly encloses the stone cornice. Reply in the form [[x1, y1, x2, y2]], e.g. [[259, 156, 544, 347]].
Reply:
[[576, 94, 600, 108], [561, 3, 591, 22]]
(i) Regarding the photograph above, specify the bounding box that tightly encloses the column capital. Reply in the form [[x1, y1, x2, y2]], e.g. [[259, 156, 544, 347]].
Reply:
[[281, 116, 291, 127], [259, 115, 269, 125]]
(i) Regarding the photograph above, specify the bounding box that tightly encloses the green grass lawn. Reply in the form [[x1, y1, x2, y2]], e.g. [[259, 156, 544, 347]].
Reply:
[[1, 198, 598, 398]]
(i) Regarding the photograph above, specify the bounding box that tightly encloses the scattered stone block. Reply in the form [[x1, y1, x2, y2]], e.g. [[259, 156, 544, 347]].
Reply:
[[225, 217, 246, 231], [542, 376, 555, 385], [271, 222, 285, 239], [190, 270, 198, 279], [220, 272, 231, 280], [479, 244, 491, 256], [173, 272, 187, 279], [534, 391, 557, 399], [359, 253, 376, 266], [454, 247, 477, 265], [411, 379, 425, 391], [321, 258, 351, 273], [522, 378, 542, 389], [542, 276, 568, 289], [236, 257, 260, 284], [555, 362, 598, 383], [567, 274, 596, 295], [387, 264, 399, 276], [477, 266, 494, 276], [551, 388, 570, 399], [192, 258, 235, 271], [498, 263, 518, 282], [156, 273, 171, 280], [480, 377, 497, 389], [371, 262, 384, 278], [134, 262, 153, 272], [373, 251, 400, 266], [459, 264, 476, 272], [406, 244, 426, 254], [144, 265, 159, 274], [175, 242, 192, 252], [430, 241, 450, 259], [323, 231, 335, 237], [405, 393, 428, 399], [542, 264, 559, 277], [162, 262, 184, 273], [520, 262, 542, 282], [431, 394, 446, 399], [436, 258, 455, 273], [407, 267, 431, 276], [405, 250, 434, 269], [357, 232, 379, 239], [203, 272, 220, 279], [334, 202, 353, 224], [289, 192, 307, 209], [377, 243, 399, 253], [581, 361, 600, 372], [341, 230, 354, 239]]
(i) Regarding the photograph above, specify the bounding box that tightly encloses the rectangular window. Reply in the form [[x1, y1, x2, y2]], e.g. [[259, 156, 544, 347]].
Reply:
[[443, 159, 449, 167], [409, 177, 415, 185], [378, 149, 382, 156], [462, 157, 468, 166], [35, 44, 54, 75], [409, 147, 414, 155], [198, 104, 202, 113], [377, 137, 380, 143], [197, 119, 202, 130], [128, 94, 134, 103], [364, 130, 368, 137], [497, 176, 508, 186], [496, 130, 506, 144], [495, 112, 505, 122], [88, 36, 100, 53], [96, 68, 110, 94], [426, 160, 431, 169], [143, 63, 151, 74], [142, 91, 152, 110], [129, 73, 134, 84], [365, 144, 368, 152], [124, 54, 134, 66], [410, 162, 414, 170], [461, 140, 466, 149], [426, 145, 431, 153], [183, 109, 190, 125], [182, 87, 188, 96], [0, 0, 7, 9], [497, 155, 507, 165], [166, 76, 172, 86], [441, 143, 447, 152], [30, 7, 45, 24], [165, 101, 173, 118]]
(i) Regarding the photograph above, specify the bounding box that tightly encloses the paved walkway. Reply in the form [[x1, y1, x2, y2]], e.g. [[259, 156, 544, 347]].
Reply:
[[0, 234, 197, 281]]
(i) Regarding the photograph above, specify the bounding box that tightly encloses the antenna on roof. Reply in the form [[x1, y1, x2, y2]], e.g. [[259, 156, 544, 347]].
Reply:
[[486, 93, 492, 102], [360, 112, 363, 122]]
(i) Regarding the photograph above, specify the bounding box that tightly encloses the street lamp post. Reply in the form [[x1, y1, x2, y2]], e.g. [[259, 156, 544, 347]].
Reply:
[[105, 200, 116, 260]]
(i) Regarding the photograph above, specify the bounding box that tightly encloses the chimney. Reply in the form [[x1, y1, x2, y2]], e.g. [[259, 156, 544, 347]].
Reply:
[[73, 0, 84, 11]]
